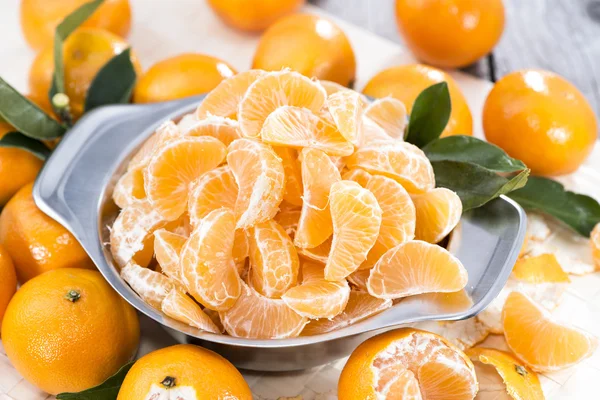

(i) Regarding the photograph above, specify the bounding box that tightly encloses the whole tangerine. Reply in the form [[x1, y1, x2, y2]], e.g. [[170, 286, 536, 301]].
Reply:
[[207, 0, 305, 32], [0, 245, 17, 332]]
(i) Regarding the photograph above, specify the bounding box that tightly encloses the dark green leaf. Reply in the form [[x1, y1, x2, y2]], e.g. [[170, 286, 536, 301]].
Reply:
[[56, 361, 134, 400], [0, 131, 51, 160], [508, 176, 600, 237], [423, 135, 527, 173], [85, 49, 137, 112], [405, 82, 451, 148], [432, 160, 530, 211], [0, 78, 66, 139]]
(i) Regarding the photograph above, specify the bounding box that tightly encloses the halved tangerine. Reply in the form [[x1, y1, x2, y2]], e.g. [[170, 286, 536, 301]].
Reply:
[[413, 188, 462, 244], [120, 261, 175, 309], [161, 287, 221, 333]]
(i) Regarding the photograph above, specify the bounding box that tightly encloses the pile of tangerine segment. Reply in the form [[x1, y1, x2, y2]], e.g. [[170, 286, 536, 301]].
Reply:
[[109, 69, 467, 339]]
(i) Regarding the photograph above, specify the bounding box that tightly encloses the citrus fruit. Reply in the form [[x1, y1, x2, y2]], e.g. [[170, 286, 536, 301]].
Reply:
[[188, 166, 238, 226], [0, 183, 94, 283], [274, 146, 304, 206], [252, 13, 356, 87], [282, 261, 350, 319], [20, 0, 131, 51], [338, 328, 478, 399], [248, 218, 300, 298], [28, 27, 141, 120], [153, 229, 187, 287], [413, 187, 462, 244], [112, 166, 146, 208], [359, 116, 395, 147], [295, 148, 342, 249], [220, 281, 308, 339], [207, 0, 304, 32], [342, 167, 373, 187], [502, 291, 598, 372], [161, 287, 221, 333], [237, 70, 327, 138], [321, 80, 349, 96], [120, 261, 176, 309], [297, 237, 332, 265], [395, 0, 505, 68], [367, 240, 468, 299], [182, 115, 242, 146], [363, 97, 408, 139], [0, 244, 17, 332], [467, 347, 544, 400], [226, 138, 285, 228], [592, 222, 600, 269], [325, 180, 382, 281], [117, 344, 251, 400], [327, 89, 367, 145], [127, 121, 182, 171], [483, 69, 597, 176], [362, 64, 473, 137], [133, 54, 236, 103], [2, 268, 139, 395]]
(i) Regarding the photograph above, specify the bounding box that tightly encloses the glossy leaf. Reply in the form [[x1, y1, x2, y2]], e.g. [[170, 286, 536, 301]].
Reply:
[[56, 361, 134, 400], [85, 49, 137, 112], [0, 131, 51, 160], [508, 176, 600, 237], [405, 82, 451, 148]]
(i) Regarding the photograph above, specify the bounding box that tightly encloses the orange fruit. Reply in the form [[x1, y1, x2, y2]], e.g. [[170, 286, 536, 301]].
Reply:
[[182, 115, 242, 146], [180, 208, 242, 311], [2, 268, 139, 395], [338, 328, 478, 399], [112, 166, 145, 208], [295, 148, 342, 248], [395, 0, 505, 68], [502, 291, 598, 372], [145, 136, 226, 220], [120, 261, 175, 309], [237, 70, 327, 138], [20, 0, 131, 51], [133, 54, 236, 104], [413, 187, 462, 244], [358, 116, 395, 147], [346, 141, 435, 194], [321, 80, 350, 96], [153, 229, 187, 287], [127, 121, 182, 171], [347, 268, 370, 292], [248, 218, 300, 298], [298, 237, 332, 265], [325, 180, 382, 281], [467, 348, 544, 400], [274, 207, 302, 237], [117, 344, 251, 399], [226, 138, 285, 228], [207, 0, 304, 32], [362, 64, 473, 137], [261, 106, 354, 156], [220, 281, 308, 339], [161, 287, 221, 333], [0, 245, 17, 332], [274, 146, 304, 206], [367, 240, 468, 299], [483, 70, 597, 176], [188, 166, 238, 227], [511, 253, 571, 284], [592, 223, 600, 269], [327, 89, 367, 145], [342, 167, 373, 187], [363, 97, 408, 139], [252, 13, 356, 87], [28, 28, 141, 120], [0, 183, 94, 283]]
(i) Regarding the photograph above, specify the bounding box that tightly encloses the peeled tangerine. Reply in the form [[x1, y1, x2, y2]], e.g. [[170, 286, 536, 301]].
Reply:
[[338, 328, 478, 400], [120, 262, 174, 309], [413, 187, 462, 244]]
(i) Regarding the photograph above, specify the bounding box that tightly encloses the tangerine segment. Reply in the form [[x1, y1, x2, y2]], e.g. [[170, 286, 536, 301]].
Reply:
[[238, 70, 327, 138], [274, 147, 303, 206], [274, 208, 301, 237], [220, 281, 308, 339], [196, 70, 267, 119], [188, 166, 238, 227], [325, 181, 382, 281], [153, 229, 187, 287], [161, 288, 221, 334], [364, 97, 408, 139], [512, 253, 570, 283], [338, 329, 478, 400], [145, 136, 226, 221], [112, 167, 145, 208], [298, 237, 332, 265], [261, 106, 354, 157], [466, 348, 544, 400], [320, 80, 349, 96], [502, 291, 598, 372], [128, 121, 181, 171], [592, 223, 600, 269], [181, 116, 241, 146], [413, 188, 463, 244], [227, 139, 285, 228], [347, 269, 370, 292], [359, 117, 395, 148], [295, 148, 342, 249], [282, 262, 350, 319], [301, 291, 392, 335], [342, 168, 373, 187], [120, 262, 175, 309], [247, 219, 300, 298], [327, 90, 366, 145], [367, 240, 468, 299], [180, 208, 241, 311], [346, 142, 435, 194]]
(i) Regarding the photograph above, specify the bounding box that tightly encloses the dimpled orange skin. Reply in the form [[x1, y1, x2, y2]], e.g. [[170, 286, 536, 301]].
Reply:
[[0, 183, 95, 283], [483, 70, 597, 176], [117, 344, 252, 399], [0, 245, 17, 332], [20, 0, 131, 51], [1, 269, 140, 395], [363, 64, 473, 137], [395, 0, 505, 68], [252, 14, 356, 87], [208, 0, 305, 32], [133, 54, 237, 104]]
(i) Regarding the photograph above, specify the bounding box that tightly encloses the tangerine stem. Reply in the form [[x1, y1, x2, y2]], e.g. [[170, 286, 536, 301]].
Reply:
[[64, 289, 81, 302]]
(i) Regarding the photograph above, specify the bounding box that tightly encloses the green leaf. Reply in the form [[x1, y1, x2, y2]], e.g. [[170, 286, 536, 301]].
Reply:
[[85, 49, 137, 112], [508, 176, 600, 237], [0, 78, 66, 139], [56, 361, 134, 400], [423, 135, 527, 173], [0, 131, 51, 160], [432, 160, 530, 211], [405, 82, 451, 148]]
